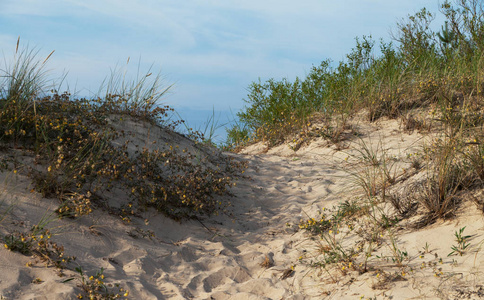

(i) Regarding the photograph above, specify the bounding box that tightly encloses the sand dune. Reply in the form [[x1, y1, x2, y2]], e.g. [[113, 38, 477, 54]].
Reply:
[[1, 116, 484, 299]]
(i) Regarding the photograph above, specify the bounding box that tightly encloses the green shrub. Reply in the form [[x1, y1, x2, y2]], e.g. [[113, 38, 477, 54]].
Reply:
[[227, 0, 484, 149]]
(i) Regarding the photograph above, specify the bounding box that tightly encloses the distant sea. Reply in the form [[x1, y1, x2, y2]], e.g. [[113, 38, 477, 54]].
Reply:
[[173, 107, 238, 145]]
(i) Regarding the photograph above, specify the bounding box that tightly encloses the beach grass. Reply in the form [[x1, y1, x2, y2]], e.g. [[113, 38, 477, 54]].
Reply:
[[0, 37, 248, 299], [227, 0, 484, 151], [267, 0, 484, 290], [0, 38, 246, 222]]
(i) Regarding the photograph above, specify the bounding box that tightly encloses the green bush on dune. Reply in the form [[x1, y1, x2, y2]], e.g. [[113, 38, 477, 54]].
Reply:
[[227, 0, 484, 148]]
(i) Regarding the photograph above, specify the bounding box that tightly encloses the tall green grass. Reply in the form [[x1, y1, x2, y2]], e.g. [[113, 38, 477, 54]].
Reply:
[[227, 0, 484, 149]]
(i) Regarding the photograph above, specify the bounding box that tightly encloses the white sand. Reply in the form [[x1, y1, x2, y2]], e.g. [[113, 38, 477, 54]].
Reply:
[[1, 116, 483, 299]]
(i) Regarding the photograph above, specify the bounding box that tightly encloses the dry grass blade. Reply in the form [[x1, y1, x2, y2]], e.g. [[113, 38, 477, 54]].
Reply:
[[280, 267, 294, 280], [259, 254, 274, 269], [43, 50, 55, 64]]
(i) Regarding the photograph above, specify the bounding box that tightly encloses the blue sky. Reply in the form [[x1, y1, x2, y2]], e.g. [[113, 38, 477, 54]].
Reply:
[[1, 1, 443, 140]]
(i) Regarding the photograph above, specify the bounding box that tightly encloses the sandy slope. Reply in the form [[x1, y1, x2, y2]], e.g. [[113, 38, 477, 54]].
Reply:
[[1, 117, 484, 299]]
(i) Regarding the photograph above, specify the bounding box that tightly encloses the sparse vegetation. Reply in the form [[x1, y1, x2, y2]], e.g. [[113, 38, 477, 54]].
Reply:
[[448, 226, 472, 256], [234, 0, 484, 263], [289, 1, 484, 293], [0, 38, 246, 221], [0, 38, 247, 298], [3, 0, 484, 298], [63, 267, 129, 300], [3, 223, 75, 274]]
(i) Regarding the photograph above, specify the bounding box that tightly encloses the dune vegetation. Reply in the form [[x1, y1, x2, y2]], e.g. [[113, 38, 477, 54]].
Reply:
[[2, 0, 484, 298], [221, 0, 484, 294], [224, 0, 484, 227], [0, 41, 247, 222], [0, 39, 247, 298], [227, 0, 484, 150]]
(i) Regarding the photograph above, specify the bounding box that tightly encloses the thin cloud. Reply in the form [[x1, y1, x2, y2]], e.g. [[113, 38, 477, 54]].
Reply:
[[1, 0, 443, 111]]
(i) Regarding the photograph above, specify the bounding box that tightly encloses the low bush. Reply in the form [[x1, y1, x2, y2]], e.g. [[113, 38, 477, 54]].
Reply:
[[0, 39, 246, 221]]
